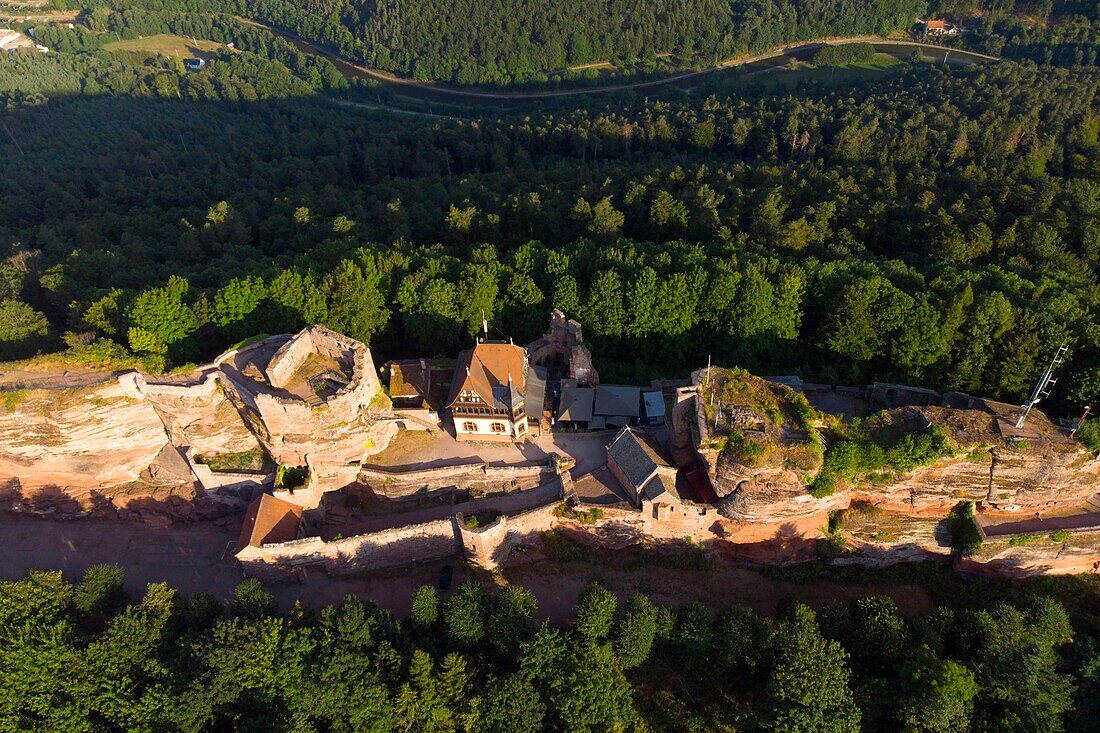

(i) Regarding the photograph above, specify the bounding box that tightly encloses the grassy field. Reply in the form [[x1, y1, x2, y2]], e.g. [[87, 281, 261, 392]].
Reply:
[[733, 52, 904, 93], [103, 34, 222, 59]]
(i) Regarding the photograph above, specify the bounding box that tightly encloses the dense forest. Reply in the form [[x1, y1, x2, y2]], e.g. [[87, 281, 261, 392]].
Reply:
[[1, 564, 1098, 731], [226, 0, 927, 84], [41, 0, 1100, 84], [49, 0, 928, 84], [2, 56, 1100, 408]]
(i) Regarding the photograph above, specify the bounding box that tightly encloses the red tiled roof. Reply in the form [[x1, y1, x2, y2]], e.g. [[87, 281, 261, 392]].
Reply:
[[236, 494, 303, 551], [447, 341, 527, 407]]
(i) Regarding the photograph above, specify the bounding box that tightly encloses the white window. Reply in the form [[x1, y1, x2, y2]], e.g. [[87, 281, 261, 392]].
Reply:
[[490, 422, 507, 433], [463, 421, 478, 432]]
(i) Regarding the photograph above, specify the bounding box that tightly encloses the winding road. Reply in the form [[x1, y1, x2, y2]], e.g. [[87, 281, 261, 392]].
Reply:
[[242, 17, 998, 112]]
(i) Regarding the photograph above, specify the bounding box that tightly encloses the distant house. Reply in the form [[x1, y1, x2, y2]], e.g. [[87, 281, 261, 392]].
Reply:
[[447, 339, 534, 442], [236, 493, 303, 554], [606, 426, 681, 507], [922, 18, 958, 36], [0, 28, 45, 53], [183, 57, 207, 71]]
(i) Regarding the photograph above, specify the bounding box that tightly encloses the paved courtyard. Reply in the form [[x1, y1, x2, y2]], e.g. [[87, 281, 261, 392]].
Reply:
[[367, 426, 615, 476]]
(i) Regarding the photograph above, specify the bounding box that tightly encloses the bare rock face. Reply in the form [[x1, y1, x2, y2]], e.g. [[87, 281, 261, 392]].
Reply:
[[0, 326, 398, 514], [962, 529, 1100, 576], [0, 381, 171, 493], [872, 407, 1100, 513], [126, 373, 262, 458]]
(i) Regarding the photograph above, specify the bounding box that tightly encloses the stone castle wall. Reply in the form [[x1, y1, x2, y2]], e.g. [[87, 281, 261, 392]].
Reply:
[[238, 516, 460, 577], [360, 461, 557, 499]]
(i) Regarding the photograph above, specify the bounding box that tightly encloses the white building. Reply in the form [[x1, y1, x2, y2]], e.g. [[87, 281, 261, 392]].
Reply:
[[447, 339, 533, 442]]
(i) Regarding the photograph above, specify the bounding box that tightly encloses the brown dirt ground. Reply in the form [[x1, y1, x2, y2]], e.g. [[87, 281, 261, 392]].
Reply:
[[0, 513, 934, 622]]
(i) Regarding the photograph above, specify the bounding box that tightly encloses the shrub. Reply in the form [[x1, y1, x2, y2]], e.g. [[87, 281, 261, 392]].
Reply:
[[228, 579, 277, 620], [726, 430, 767, 465], [411, 585, 438, 630], [887, 425, 950, 471], [1049, 529, 1072, 543], [810, 426, 950, 497], [489, 585, 538, 655], [276, 464, 309, 490], [464, 515, 480, 529], [73, 564, 128, 617], [613, 594, 658, 668], [443, 580, 488, 648], [574, 582, 618, 640], [947, 501, 983, 555], [848, 596, 907, 674], [674, 602, 713, 669], [654, 605, 678, 643], [541, 530, 600, 562], [183, 591, 223, 629], [1008, 533, 1042, 547], [714, 606, 773, 675], [1076, 419, 1100, 452]]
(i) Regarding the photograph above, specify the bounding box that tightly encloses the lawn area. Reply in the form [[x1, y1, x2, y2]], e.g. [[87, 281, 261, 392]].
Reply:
[[194, 447, 272, 473], [103, 34, 222, 58], [741, 53, 903, 92]]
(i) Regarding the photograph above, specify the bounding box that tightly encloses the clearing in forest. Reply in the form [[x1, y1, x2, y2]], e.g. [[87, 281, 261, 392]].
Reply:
[[103, 33, 223, 59]]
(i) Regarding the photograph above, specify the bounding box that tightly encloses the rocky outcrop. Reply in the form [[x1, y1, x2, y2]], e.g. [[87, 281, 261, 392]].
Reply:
[[695, 368, 1100, 524], [0, 381, 171, 494], [218, 326, 393, 466], [123, 373, 262, 458], [0, 326, 397, 514]]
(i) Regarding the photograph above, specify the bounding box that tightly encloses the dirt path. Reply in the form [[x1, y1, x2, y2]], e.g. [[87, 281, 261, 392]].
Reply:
[[0, 367, 121, 391], [0, 513, 934, 621]]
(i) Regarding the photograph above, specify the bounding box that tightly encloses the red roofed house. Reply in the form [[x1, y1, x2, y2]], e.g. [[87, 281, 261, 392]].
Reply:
[[447, 339, 533, 442], [922, 18, 958, 35], [236, 493, 304, 557]]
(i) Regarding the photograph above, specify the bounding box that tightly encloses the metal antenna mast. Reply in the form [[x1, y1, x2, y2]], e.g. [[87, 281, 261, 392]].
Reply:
[[1015, 343, 1070, 429]]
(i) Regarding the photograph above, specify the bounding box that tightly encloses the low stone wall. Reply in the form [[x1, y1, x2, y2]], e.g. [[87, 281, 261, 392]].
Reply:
[[361, 461, 556, 499], [239, 516, 460, 577], [241, 477, 567, 576]]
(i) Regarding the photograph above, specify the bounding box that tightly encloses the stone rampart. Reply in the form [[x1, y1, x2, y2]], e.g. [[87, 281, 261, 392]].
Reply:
[[361, 461, 556, 499], [265, 329, 320, 389], [238, 516, 460, 576], [459, 500, 562, 569]]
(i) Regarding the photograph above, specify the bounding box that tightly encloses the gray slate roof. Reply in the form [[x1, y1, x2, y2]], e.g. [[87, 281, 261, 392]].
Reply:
[[594, 385, 641, 418], [558, 386, 595, 422], [640, 470, 680, 501], [607, 427, 672, 490]]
